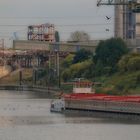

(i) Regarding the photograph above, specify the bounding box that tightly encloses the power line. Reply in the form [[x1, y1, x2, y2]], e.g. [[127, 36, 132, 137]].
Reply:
[[0, 15, 114, 19], [56, 23, 113, 27], [0, 23, 113, 27]]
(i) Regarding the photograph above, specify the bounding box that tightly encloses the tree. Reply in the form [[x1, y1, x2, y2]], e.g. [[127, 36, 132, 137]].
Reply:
[[73, 49, 92, 64], [55, 31, 60, 42], [94, 38, 128, 74], [69, 31, 90, 42]]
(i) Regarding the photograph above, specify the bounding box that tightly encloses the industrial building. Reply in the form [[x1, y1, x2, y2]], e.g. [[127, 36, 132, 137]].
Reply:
[[97, 0, 140, 51], [114, 0, 140, 51], [114, 0, 137, 39]]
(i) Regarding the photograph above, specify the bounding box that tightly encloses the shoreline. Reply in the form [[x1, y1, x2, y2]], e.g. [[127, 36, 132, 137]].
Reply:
[[0, 85, 60, 98]]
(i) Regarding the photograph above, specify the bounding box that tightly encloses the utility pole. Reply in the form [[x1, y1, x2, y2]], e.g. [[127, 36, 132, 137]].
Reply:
[[56, 50, 60, 88], [0, 39, 5, 75], [19, 70, 22, 86], [2, 39, 4, 59], [55, 43, 60, 88]]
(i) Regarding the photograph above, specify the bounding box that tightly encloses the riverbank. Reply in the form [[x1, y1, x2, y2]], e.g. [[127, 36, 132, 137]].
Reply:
[[0, 66, 11, 78], [0, 85, 60, 98], [94, 72, 140, 95]]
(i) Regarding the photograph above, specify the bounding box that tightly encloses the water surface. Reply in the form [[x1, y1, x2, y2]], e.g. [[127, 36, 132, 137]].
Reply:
[[0, 90, 139, 140]]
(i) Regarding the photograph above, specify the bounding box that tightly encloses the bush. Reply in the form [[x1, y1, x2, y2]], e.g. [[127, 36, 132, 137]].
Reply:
[[127, 57, 140, 71], [61, 54, 75, 68], [62, 59, 93, 81], [118, 53, 140, 72], [113, 72, 140, 94]]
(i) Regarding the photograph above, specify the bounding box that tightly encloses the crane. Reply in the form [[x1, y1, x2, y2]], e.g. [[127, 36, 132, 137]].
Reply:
[[97, 0, 140, 13]]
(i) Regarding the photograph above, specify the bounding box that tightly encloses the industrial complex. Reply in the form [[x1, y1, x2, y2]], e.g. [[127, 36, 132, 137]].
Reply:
[[98, 0, 140, 51]]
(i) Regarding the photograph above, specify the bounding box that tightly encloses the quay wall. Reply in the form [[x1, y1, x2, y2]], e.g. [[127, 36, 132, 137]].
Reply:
[[0, 85, 60, 98]]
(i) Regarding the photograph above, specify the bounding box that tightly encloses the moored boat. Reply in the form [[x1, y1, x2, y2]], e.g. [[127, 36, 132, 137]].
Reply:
[[51, 81, 140, 115]]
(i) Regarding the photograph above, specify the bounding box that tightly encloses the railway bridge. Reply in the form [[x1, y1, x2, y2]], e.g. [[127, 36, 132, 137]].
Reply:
[[0, 50, 69, 68]]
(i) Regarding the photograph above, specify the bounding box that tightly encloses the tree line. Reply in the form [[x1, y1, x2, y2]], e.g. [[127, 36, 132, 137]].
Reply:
[[60, 38, 140, 94]]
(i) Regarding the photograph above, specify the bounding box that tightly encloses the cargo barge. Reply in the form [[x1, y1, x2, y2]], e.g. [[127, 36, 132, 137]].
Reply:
[[50, 82, 140, 116]]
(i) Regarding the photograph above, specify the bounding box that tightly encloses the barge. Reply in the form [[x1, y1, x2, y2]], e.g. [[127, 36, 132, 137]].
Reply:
[[51, 82, 140, 116]]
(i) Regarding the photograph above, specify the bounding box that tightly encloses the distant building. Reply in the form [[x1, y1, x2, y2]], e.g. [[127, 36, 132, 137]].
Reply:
[[114, 0, 140, 52]]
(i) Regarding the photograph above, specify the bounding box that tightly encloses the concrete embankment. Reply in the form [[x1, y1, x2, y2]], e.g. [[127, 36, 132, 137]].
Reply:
[[0, 66, 12, 78]]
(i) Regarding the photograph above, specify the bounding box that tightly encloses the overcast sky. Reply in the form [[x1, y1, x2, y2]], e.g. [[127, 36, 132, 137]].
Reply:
[[0, 0, 114, 47]]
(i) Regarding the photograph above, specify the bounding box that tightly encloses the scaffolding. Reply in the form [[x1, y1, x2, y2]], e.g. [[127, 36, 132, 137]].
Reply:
[[27, 23, 55, 42]]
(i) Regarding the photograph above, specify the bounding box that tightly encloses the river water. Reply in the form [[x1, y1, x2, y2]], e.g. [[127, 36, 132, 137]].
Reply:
[[0, 90, 140, 140]]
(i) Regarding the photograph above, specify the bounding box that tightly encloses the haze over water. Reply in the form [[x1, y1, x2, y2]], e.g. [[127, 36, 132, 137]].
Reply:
[[0, 90, 139, 140]]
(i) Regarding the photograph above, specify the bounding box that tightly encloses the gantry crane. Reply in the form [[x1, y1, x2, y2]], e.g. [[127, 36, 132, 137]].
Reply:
[[97, 0, 140, 13]]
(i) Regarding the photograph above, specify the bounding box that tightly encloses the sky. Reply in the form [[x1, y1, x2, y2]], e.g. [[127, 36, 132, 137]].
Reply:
[[0, 0, 114, 47]]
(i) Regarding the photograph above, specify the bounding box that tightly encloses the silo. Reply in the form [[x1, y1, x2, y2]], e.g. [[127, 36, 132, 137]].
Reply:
[[114, 0, 136, 39]]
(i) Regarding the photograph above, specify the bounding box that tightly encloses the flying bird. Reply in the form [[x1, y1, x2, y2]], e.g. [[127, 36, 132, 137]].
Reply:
[[106, 16, 111, 20], [106, 29, 110, 32]]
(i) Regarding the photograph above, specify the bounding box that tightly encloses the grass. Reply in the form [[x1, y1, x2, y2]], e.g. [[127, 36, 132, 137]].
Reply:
[[60, 84, 73, 93], [94, 71, 140, 95]]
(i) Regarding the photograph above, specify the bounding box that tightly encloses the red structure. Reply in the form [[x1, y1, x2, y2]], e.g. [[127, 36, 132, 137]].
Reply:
[[61, 82, 140, 115], [28, 23, 55, 42]]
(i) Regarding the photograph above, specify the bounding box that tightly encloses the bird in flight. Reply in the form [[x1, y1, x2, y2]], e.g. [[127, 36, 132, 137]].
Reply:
[[106, 29, 110, 32], [106, 16, 111, 20]]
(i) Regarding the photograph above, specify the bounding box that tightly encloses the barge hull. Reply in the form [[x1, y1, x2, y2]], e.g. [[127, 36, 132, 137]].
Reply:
[[64, 108, 140, 121]]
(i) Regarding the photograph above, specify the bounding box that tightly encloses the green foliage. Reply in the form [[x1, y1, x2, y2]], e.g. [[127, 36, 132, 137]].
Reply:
[[118, 53, 140, 72], [94, 60, 104, 76], [94, 38, 128, 75], [113, 72, 140, 94], [62, 59, 93, 82], [61, 69, 71, 82], [73, 49, 93, 64], [61, 54, 75, 68], [127, 57, 140, 71]]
